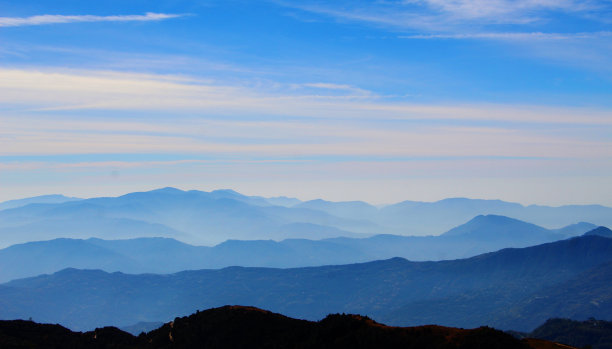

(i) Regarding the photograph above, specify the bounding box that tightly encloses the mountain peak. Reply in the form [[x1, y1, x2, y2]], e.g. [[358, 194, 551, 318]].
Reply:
[[150, 187, 184, 194], [584, 226, 612, 238], [442, 214, 548, 239]]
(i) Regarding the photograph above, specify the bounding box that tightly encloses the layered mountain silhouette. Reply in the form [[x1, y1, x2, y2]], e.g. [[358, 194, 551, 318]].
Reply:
[[1, 234, 611, 332], [0, 306, 571, 349], [0, 188, 610, 246], [0, 188, 373, 246], [0, 216, 600, 282]]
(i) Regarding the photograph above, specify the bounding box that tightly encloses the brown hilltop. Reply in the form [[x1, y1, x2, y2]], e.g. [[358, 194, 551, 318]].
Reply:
[[0, 305, 575, 349]]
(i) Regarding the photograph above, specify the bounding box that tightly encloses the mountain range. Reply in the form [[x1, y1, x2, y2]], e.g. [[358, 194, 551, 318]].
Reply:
[[0, 215, 598, 283], [1, 188, 611, 246], [1, 233, 610, 332]]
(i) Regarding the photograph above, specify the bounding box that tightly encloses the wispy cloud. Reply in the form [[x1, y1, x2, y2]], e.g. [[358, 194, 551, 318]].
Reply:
[[298, 82, 373, 95], [419, 0, 591, 22], [399, 31, 612, 40], [275, 0, 605, 29], [3, 68, 612, 126], [0, 12, 182, 28]]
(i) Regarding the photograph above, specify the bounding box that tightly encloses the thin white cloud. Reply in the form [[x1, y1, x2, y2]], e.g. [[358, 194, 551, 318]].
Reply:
[[303, 82, 358, 90], [420, 0, 589, 21], [276, 2, 443, 31], [399, 31, 612, 40], [2, 68, 611, 126], [0, 12, 182, 27], [299, 82, 372, 95], [275, 0, 607, 30]]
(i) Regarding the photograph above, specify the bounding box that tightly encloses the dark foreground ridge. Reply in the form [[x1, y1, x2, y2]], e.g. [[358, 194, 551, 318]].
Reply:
[[512, 318, 612, 349], [0, 305, 572, 349]]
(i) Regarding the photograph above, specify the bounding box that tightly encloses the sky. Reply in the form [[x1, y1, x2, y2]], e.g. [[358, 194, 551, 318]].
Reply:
[[1, 0, 611, 205]]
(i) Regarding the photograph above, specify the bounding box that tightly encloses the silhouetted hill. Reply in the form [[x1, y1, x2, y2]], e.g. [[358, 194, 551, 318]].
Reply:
[[0, 319, 137, 349], [0, 306, 571, 349], [1, 235, 611, 331], [517, 318, 612, 349], [584, 226, 612, 238], [145, 306, 537, 349]]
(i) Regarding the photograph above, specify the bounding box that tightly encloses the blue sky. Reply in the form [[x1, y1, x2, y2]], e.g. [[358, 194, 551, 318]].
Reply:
[[1, 0, 611, 205]]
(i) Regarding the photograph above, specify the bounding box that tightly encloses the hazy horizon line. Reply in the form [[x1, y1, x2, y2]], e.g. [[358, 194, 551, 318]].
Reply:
[[2, 186, 610, 209]]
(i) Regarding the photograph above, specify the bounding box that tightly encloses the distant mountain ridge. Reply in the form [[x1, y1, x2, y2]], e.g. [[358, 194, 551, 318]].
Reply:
[[1, 235, 611, 331], [1, 187, 609, 246], [0, 194, 81, 211], [0, 188, 380, 246], [0, 216, 600, 283]]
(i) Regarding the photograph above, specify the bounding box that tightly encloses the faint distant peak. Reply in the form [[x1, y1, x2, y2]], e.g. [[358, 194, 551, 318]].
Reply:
[[435, 197, 524, 207], [210, 188, 243, 196], [450, 214, 528, 228], [470, 214, 520, 222], [149, 187, 184, 194], [299, 198, 374, 207]]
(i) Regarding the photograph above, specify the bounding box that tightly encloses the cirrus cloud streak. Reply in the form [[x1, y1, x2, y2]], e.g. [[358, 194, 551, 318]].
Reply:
[[2, 68, 612, 126], [0, 12, 182, 28]]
